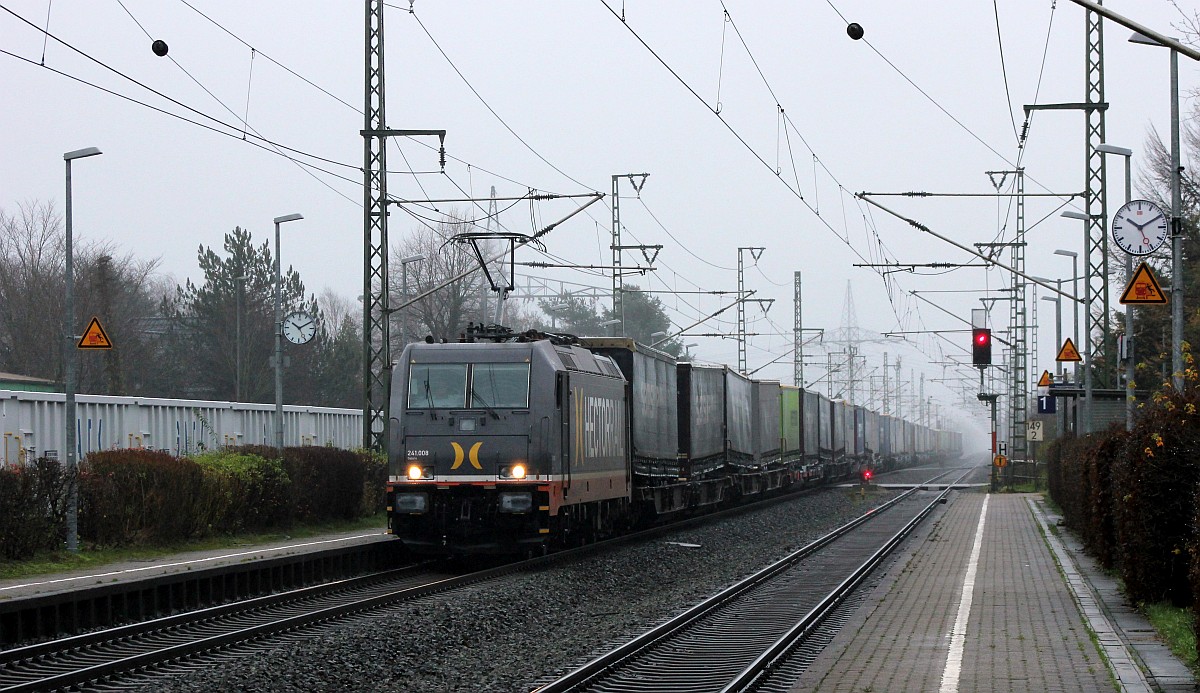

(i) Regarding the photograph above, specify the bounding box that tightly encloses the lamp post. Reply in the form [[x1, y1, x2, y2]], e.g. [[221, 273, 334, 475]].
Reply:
[[273, 213, 303, 453], [63, 146, 102, 553], [1130, 31, 1186, 390], [1054, 241, 1086, 431], [599, 319, 621, 337], [233, 274, 247, 401], [1040, 291, 1063, 379], [1097, 143, 1135, 430], [399, 254, 426, 347], [1053, 249, 1080, 353], [547, 303, 568, 330], [650, 331, 668, 344]]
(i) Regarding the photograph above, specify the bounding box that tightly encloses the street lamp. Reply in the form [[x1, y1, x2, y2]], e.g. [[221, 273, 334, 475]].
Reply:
[[547, 303, 568, 330], [400, 254, 426, 346], [1054, 238, 1088, 431], [1040, 293, 1063, 379], [1097, 142, 1135, 430], [599, 318, 620, 337], [1130, 30, 1186, 391], [1053, 248, 1080, 350], [273, 213, 303, 453], [63, 146, 102, 553]]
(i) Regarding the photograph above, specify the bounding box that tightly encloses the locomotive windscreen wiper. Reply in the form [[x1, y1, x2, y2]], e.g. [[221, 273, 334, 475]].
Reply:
[[423, 379, 438, 419], [470, 388, 501, 419]]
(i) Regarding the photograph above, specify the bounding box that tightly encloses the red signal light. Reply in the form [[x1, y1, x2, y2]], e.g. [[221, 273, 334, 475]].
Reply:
[[972, 328, 992, 366], [862, 469, 873, 482]]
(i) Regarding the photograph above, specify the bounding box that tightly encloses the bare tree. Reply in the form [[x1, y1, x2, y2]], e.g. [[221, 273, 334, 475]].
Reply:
[[0, 200, 63, 379], [390, 211, 494, 343], [0, 200, 164, 393]]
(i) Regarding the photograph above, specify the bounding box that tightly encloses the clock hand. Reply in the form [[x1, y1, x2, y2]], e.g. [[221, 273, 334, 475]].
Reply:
[[1128, 213, 1164, 231]]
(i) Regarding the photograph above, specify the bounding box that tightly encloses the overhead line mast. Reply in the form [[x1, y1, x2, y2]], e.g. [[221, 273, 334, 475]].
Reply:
[[362, 0, 387, 451], [362, 0, 444, 450]]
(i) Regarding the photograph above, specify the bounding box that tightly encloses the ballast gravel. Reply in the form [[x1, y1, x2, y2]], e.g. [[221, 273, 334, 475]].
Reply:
[[140, 484, 906, 693]]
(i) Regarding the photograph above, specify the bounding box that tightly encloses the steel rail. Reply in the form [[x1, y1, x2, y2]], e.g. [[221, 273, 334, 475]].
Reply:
[[724, 469, 969, 692], [533, 467, 970, 693]]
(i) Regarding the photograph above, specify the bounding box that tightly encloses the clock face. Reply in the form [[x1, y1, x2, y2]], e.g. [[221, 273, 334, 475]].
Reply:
[[282, 312, 316, 345], [1111, 199, 1168, 256]]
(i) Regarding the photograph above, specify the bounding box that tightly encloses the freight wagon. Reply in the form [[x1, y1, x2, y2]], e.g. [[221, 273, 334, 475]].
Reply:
[[387, 327, 963, 555]]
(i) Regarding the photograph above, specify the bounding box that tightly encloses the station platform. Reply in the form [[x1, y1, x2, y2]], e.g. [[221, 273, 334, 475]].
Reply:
[[792, 491, 1195, 693], [0, 528, 393, 603]]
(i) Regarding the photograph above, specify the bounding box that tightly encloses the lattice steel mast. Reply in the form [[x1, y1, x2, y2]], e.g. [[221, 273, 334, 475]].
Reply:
[[1009, 169, 1028, 463], [361, 0, 444, 450], [794, 271, 802, 387], [362, 0, 389, 450], [611, 173, 648, 336]]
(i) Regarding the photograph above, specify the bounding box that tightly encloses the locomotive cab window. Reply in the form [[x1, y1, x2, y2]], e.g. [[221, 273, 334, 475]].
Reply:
[[471, 363, 530, 409], [408, 364, 468, 409], [407, 363, 529, 410]]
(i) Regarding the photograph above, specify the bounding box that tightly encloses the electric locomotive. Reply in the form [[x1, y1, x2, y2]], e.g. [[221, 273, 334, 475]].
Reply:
[[387, 327, 632, 554], [386, 325, 966, 556]]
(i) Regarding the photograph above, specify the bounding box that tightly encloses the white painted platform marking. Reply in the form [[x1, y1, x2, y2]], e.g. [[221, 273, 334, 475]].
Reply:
[[0, 532, 385, 593], [939, 494, 989, 693]]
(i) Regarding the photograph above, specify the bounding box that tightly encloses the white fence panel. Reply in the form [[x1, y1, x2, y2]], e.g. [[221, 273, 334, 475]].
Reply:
[[0, 390, 361, 465]]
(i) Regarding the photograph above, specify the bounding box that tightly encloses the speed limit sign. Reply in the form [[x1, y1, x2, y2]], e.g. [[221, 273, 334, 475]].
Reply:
[[1026, 420, 1044, 441]]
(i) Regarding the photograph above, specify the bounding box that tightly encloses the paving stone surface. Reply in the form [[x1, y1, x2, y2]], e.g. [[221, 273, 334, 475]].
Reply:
[[792, 492, 1119, 692]]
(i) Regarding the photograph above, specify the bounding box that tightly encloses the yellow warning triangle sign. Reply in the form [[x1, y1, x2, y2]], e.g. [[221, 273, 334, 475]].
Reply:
[[1056, 337, 1082, 363], [1119, 261, 1167, 305], [77, 316, 113, 350], [1037, 370, 1053, 387]]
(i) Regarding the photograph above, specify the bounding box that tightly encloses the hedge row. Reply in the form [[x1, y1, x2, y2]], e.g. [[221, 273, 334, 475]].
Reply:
[[1047, 384, 1200, 658], [0, 446, 386, 560]]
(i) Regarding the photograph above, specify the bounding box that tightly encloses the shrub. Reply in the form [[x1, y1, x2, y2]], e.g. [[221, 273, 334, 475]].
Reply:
[[79, 449, 206, 547], [233, 445, 377, 523], [190, 451, 291, 532], [357, 448, 388, 515], [1047, 434, 1087, 529], [0, 458, 66, 559], [1112, 387, 1200, 606], [1083, 426, 1126, 568]]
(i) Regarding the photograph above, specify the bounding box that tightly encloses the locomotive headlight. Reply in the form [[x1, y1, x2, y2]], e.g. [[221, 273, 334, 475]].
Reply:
[[498, 463, 528, 479], [407, 464, 423, 480], [498, 492, 532, 513]]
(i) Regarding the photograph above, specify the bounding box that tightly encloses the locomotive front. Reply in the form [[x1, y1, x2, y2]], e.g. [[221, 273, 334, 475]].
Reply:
[[387, 338, 629, 554]]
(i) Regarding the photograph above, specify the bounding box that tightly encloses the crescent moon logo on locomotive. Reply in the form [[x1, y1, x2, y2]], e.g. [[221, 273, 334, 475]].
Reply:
[[449, 441, 484, 470], [386, 324, 961, 556]]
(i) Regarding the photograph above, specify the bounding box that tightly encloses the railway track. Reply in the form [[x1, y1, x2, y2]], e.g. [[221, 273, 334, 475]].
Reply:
[[0, 468, 964, 691], [0, 562, 471, 692], [532, 468, 972, 693]]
